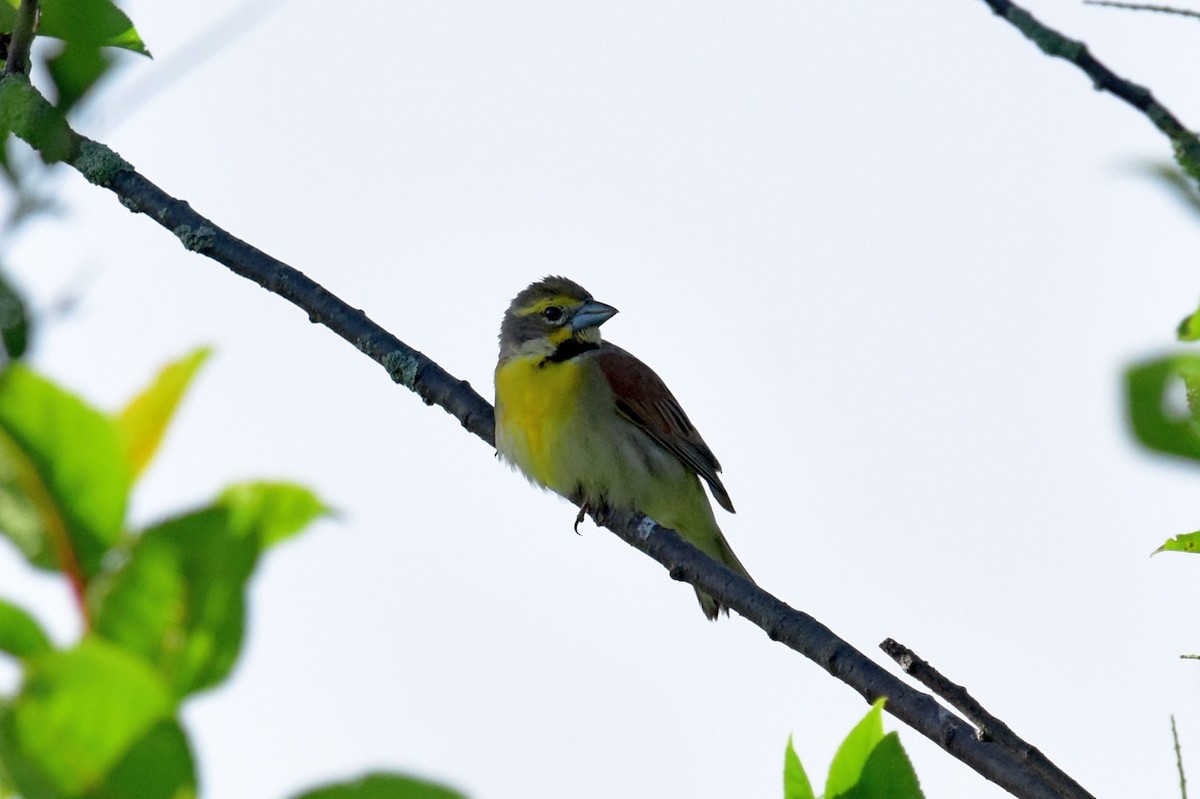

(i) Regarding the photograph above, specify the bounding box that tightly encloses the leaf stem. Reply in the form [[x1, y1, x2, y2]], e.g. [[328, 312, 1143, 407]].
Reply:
[[4, 0, 38, 76]]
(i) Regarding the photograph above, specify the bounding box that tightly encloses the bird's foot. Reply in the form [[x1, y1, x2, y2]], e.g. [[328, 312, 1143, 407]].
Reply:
[[573, 498, 614, 533]]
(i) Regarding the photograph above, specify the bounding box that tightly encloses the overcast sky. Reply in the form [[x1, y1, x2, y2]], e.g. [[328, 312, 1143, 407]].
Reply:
[[4, 1, 1200, 797]]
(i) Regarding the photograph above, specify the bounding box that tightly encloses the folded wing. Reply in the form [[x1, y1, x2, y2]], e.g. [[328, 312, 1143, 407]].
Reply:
[[593, 343, 735, 513]]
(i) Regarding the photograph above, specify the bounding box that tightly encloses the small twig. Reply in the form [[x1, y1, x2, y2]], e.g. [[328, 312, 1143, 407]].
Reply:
[[1172, 715, 1188, 799], [3, 0, 38, 76], [977, 0, 1200, 181], [881, 638, 1095, 799], [1182, 654, 1200, 660], [1084, 0, 1200, 20]]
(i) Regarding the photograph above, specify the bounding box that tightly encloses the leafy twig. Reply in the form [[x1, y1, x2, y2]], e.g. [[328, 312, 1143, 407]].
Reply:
[[977, 0, 1200, 182], [881, 638, 1094, 799]]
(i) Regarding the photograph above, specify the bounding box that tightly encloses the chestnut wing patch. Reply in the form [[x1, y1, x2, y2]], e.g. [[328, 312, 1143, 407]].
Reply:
[[594, 343, 735, 513]]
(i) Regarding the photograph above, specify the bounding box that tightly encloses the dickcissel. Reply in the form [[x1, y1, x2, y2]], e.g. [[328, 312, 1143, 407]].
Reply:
[[494, 276, 751, 619]]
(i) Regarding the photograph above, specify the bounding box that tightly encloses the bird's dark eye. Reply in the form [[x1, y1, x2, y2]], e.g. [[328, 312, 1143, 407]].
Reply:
[[542, 306, 564, 323]]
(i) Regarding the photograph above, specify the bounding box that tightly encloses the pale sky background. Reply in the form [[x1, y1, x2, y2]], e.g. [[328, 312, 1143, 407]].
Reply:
[[3, 1, 1200, 797]]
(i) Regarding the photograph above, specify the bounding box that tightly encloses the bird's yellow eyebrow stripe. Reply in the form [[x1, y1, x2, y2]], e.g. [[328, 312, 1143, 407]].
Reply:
[[515, 295, 582, 317]]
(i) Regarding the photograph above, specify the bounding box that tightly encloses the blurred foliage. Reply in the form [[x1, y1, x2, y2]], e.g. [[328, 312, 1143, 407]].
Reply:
[[783, 701, 924, 799], [1127, 348, 1200, 556], [291, 774, 470, 799], [0, 346, 461, 798], [0, 4, 471, 798], [1126, 163, 1200, 557], [0, 349, 331, 799], [0, 0, 151, 372], [0, 0, 139, 49]]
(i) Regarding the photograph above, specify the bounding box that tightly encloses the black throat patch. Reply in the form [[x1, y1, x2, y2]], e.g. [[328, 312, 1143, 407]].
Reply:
[[542, 338, 599, 366]]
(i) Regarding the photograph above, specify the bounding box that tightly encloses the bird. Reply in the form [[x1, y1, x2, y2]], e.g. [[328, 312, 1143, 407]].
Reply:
[[493, 275, 751, 619]]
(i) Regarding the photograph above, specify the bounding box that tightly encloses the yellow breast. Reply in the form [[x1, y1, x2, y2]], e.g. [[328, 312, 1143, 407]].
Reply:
[[494, 355, 586, 491]]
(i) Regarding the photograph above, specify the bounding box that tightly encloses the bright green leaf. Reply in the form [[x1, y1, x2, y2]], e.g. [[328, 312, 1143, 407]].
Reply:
[[47, 41, 114, 115], [116, 347, 211, 480], [91, 480, 326, 698], [291, 772, 469, 799], [837, 733, 924, 799], [90, 507, 258, 698], [218, 480, 331, 548], [0, 2, 14, 34], [825, 699, 886, 798], [1153, 531, 1200, 556], [1126, 355, 1200, 462], [0, 598, 50, 659], [89, 718, 197, 799], [24, 0, 150, 56], [3, 638, 172, 796], [783, 734, 815, 799], [0, 365, 131, 579]]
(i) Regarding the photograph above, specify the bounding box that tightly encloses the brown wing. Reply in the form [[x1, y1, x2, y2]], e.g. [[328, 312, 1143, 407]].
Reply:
[[593, 343, 735, 513]]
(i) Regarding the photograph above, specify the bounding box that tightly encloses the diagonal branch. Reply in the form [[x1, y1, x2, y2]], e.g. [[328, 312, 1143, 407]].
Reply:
[[1, 73, 1089, 799], [977, 0, 1200, 180]]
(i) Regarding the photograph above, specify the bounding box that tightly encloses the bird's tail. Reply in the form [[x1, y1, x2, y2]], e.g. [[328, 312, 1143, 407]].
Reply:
[[694, 528, 753, 621]]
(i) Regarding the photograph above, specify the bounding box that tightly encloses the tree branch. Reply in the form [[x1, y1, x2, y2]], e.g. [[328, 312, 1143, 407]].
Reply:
[[3, 0, 37, 76], [881, 638, 1093, 799], [977, 0, 1200, 181], [2, 74, 1090, 799]]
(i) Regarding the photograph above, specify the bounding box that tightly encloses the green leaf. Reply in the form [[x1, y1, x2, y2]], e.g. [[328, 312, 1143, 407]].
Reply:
[[291, 772, 469, 799], [218, 480, 331, 548], [825, 699, 886, 798], [783, 734, 816, 799], [116, 347, 211, 480], [837, 733, 924, 799], [9, 0, 151, 56], [1126, 355, 1200, 462], [0, 704, 35, 799], [1, 638, 172, 796], [1153, 531, 1200, 556], [89, 719, 196, 799], [1179, 308, 1200, 342], [0, 598, 50, 659], [90, 507, 258, 698], [0, 708, 14, 797], [0, 365, 131, 579], [47, 41, 114, 115], [0, 269, 29, 362]]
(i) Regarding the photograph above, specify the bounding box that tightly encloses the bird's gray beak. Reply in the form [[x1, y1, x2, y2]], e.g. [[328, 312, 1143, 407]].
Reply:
[[571, 300, 619, 332]]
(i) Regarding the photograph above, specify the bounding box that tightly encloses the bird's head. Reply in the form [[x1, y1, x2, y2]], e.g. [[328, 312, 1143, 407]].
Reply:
[[499, 276, 619, 359]]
